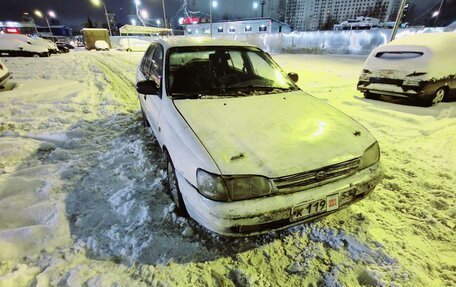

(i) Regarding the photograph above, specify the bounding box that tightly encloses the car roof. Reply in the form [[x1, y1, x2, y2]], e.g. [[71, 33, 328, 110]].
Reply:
[[154, 37, 258, 50]]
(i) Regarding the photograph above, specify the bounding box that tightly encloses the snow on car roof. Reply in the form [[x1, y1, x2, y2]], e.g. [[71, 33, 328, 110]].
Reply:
[[387, 32, 456, 52], [157, 37, 258, 50]]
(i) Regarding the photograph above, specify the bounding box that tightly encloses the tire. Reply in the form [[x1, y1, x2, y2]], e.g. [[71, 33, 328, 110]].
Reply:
[[140, 106, 150, 128], [420, 87, 446, 107], [164, 150, 188, 217], [33, 53, 40, 58], [364, 91, 380, 100], [126, 48, 132, 52]]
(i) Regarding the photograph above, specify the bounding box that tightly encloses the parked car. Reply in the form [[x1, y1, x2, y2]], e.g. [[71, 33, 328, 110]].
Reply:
[[118, 38, 150, 52], [0, 34, 57, 54], [0, 38, 49, 57], [56, 43, 70, 53], [56, 41, 75, 50], [95, 40, 109, 51], [0, 60, 12, 88], [358, 32, 456, 106], [136, 37, 383, 236]]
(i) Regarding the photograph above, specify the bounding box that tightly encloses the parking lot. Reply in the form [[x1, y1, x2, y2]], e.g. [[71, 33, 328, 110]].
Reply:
[[0, 50, 454, 286]]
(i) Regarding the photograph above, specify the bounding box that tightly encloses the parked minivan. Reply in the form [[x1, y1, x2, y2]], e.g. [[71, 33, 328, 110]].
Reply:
[[357, 32, 456, 106]]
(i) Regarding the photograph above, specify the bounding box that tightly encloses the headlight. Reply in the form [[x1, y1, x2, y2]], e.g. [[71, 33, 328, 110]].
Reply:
[[359, 142, 380, 170], [359, 73, 370, 81], [196, 169, 273, 201], [403, 79, 421, 86], [225, 176, 272, 201], [196, 169, 229, 201]]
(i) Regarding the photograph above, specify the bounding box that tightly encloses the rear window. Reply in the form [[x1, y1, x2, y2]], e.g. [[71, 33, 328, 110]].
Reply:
[[375, 51, 423, 59]]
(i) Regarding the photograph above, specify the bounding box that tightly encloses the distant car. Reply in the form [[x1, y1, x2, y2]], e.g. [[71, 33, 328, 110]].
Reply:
[[0, 38, 49, 57], [95, 40, 109, 51], [56, 43, 70, 53], [118, 38, 150, 52], [0, 34, 57, 54], [136, 37, 383, 236], [358, 32, 456, 106], [56, 41, 75, 49], [0, 60, 12, 88]]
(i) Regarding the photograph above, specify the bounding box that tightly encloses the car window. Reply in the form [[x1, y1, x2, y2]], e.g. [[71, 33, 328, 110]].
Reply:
[[150, 44, 164, 76], [167, 46, 297, 97], [141, 44, 156, 78]]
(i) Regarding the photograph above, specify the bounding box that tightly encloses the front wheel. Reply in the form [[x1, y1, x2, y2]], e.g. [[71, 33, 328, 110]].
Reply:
[[164, 150, 188, 217], [140, 106, 150, 128]]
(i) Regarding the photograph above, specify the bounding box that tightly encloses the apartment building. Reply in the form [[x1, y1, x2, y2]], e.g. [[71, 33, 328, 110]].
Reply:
[[286, 0, 402, 31]]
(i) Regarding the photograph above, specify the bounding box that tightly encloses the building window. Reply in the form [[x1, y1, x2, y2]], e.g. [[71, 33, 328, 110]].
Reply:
[[259, 25, 267, 32], [245, 25, 252, 32], [229, 26, 236, 33], [217, 27, 223, 33]]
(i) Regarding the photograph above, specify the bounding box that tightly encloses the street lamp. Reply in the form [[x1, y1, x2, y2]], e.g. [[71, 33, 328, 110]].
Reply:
[[210, 1, 218, 37], [90, 0, 112, 36], [253, 2, 259, 17], [140, 9, 149, 19], [134, 0, 146, 27], [161, 0, 167, 29], [34, 10, 53, 36], [131, 19, 137, 26], [156, 19, 161, 27]]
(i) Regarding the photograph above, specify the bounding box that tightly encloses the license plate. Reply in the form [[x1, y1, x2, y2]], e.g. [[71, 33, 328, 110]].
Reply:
[[291, 194, 339, 221]]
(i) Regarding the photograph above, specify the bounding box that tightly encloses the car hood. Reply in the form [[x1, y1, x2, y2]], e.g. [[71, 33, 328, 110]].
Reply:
[[174, 91, 376, 177]]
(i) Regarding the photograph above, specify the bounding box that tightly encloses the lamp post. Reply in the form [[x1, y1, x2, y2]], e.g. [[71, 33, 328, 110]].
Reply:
[[34, 10, 53, 36], [210, 1, 217, 37], [91, 0, 112, 36], [161, 0, 168, 29], [253, 2, 258, 17]]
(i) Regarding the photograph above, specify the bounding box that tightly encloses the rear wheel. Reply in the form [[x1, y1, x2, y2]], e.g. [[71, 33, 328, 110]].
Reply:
[[364, 91, 380, 100], [33, 53, 40, 58], [421, 87, 446, 107], [164, 150, 188, 217]]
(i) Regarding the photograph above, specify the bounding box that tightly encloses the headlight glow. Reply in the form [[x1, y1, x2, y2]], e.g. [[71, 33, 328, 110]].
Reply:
[[359, 142, 380, 170]]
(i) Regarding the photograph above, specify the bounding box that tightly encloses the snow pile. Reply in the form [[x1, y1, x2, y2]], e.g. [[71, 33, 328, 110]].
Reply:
[[0, 51, 454, 286]]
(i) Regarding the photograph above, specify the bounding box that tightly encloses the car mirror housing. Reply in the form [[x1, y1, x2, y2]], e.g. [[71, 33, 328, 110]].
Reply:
[[288, 72, 299, 83], [137, 80, 159, 95]]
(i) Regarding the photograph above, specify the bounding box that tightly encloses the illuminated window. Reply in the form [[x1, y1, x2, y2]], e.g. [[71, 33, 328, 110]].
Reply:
[[259, 25, 267, 32], [217, 26, 224, 33], [245, 26, 252, 32]]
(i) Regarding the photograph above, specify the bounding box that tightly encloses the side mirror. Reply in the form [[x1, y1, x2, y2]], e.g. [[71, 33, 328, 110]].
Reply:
[[136, 80, 159, 95], [288, 72, 299, 83]]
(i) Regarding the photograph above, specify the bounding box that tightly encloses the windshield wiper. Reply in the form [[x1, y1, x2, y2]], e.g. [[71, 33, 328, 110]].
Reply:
[[171, 90, 248, 99]]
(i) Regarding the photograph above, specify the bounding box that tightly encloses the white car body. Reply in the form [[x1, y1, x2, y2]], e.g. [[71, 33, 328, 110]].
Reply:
[[0, 60, 12, 87], [118, 38, 150, 52], [0, 34, 57, 54], [358, 32, 456, 105], [136, 37, 382, 236], [0, 38, 49, 57], [95, 40, 110, 51]]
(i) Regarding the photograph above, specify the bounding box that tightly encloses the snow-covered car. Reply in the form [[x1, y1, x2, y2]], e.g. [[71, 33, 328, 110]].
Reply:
[[136, 37, 383, 236], [0, 38, 49, 57], [118, 38, 150, 52], [0, 60, 12, 88], [95, 40, 110, 51], [357, 32, 456, 106], [0, 34, 58, 54]]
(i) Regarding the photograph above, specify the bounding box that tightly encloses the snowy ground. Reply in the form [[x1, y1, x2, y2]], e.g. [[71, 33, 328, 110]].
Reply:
[[0, 50, 454, 287]]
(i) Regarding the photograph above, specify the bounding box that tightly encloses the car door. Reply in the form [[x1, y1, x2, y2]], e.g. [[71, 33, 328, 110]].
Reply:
[[142, 44, 164, 144]]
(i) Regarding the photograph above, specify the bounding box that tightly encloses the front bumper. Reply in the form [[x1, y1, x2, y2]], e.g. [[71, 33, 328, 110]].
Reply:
[[178, 163, 383, 236], [357, 78, 433, 100]]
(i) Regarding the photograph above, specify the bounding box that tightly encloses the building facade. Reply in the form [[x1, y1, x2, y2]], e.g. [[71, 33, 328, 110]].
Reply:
[[285, 0, 402, 31], [184, 18, 291, 36]]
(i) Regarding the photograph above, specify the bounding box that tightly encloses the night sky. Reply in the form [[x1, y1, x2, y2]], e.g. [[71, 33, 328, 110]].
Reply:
[[0, 0, 453, 29]]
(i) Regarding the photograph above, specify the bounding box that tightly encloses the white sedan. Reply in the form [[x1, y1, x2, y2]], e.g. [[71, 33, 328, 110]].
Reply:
[[136, 37, 383, 236]]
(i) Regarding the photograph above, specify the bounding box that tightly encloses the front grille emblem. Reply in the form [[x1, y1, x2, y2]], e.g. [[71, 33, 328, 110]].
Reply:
[[315, 171, 327, 181]]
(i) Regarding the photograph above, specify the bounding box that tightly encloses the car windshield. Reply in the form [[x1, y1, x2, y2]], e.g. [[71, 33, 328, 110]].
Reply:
[[167, 46, 298, 98]]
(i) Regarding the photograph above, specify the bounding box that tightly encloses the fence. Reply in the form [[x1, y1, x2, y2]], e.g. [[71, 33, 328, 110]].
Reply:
[[109, 27, 455, 55]]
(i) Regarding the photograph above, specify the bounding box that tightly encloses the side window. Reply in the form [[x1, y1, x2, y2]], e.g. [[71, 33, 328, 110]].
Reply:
[[228, 51, 245, 71], [150, 44, 164, 77], [141, 44, 156, 78]]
